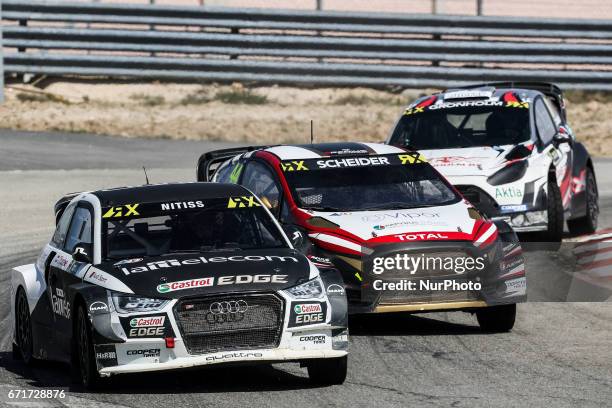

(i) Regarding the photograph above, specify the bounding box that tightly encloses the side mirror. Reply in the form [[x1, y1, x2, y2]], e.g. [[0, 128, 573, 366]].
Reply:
[[553, 128, 572, 145], [282, 224, 306, 250], [73, 243, 93, 264]]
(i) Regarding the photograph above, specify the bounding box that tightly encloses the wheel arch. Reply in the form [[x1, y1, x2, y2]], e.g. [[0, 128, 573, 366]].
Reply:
[[11, 264, 45, 317]]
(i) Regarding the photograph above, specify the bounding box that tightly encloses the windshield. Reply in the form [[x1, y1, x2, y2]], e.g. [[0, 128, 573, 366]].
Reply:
[[102, 198, 287, 260], [283, 157, 460, 212], [389, 105, 530, 149]]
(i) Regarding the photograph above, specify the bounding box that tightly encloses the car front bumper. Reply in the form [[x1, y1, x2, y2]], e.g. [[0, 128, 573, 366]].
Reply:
[[99, 338, 348, 376], [91, 286, 349, 376], [493, 210, 548, 232]]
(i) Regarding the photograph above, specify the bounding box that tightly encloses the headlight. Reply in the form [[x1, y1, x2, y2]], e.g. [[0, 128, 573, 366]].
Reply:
[[487, 160, 528, 186], [111, 292, 170, 314], [284, 277, 324, 299]]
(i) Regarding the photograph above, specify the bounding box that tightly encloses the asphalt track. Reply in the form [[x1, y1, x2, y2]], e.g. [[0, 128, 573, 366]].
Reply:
[[0, 130, 610, 408]]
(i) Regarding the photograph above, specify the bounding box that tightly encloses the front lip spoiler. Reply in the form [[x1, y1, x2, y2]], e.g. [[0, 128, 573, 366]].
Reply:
[[99, 348, 347, 376], [373, 300, 488, 313]]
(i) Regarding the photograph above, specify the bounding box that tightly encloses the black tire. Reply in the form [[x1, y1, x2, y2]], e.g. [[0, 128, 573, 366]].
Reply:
[[476, 304, 516, 333], [15, 288, 34, 365], [75, 305, 103, 390], [307, 356, 347, 385], [541, 177, 564, 247], [568, 167, 598, 236], [12, 343, 22, 360]]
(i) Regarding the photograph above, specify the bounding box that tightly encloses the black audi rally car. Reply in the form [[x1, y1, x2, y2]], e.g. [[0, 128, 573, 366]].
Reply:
[[10, 183, 348, 388]]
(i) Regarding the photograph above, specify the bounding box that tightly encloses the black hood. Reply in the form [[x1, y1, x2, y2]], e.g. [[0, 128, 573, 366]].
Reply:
[[92, 249, 312, 299]]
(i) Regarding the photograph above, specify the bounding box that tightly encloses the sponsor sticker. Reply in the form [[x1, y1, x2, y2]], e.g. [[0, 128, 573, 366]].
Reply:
[[160, 201, 205, 211], [229, 163, 244, 182], [429, 156, 482, 167], [129, 326, 165, 337], [94, 344, 118, 369], [217, 274, 288, 285], [505, 277, 527, 292], [89, 301, 109, 314], [121, 314, 173, 338], [96, 351, 116, 359], [500, 204, 528, 213], [500, 257, 524, 271], [126, 348, 161, 358], [227, 196, 260, 208], [157, 277, 213, 293], [398, 153, 427, 165], [294, 303, 322, 314], [114, 258, 144, 266], [326, 284, 345, 296], [362, 212, 440, 223], [495, 187, 523, 199], [506, 101, 529, 109], [316, 156, 390, 169], [429, 100, 503, 110], [52, 287, 70, 319], [205, 352, 264, 362], [308, 255, 332, 265], [288, 302, 327, 328], [280, 160, 309, 171], [120, 255, 297, 275], [102, 203, 140, 218], [394, 233, 449, 241], [332, 329, 349, 351], [299, 335, 327, 344], [130, 316, 165, 328], [444, 90, 493, 100], [88, 270, 108, 284]]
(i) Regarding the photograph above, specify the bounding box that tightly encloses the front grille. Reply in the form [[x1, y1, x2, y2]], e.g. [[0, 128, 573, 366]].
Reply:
[[372, 250, 479, 305], [378, 281, 478, 304], [455, 185, 500, 216], [174, 293, 284, 355]]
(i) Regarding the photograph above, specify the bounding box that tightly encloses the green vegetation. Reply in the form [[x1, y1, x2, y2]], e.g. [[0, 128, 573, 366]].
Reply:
[[129, 93, 166, 106]]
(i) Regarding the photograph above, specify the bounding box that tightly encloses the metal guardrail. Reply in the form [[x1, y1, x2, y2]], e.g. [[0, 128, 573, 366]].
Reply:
[[2, 0, 612, 91]]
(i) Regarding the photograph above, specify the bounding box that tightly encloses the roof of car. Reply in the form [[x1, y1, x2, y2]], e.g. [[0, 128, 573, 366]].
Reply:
[[91, 182, 249, 206], [262, 142, 406, 161], [408, 85, 542, 108]]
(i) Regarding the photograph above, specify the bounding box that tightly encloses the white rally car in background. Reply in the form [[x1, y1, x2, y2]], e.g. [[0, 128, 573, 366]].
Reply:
[[388, 82, 599, 244]]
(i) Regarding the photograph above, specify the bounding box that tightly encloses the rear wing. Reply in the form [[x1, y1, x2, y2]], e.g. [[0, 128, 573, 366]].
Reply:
[[54, 192, 81, 224], [196, 146, 270, 182], [453, 82, 567, 122]]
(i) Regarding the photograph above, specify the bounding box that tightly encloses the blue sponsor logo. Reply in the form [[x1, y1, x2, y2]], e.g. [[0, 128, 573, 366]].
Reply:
[[500, 204, 528, 213]]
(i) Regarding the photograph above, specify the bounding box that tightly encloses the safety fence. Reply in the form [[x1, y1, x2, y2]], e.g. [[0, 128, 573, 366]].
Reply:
[[2, 0, 612, 93]]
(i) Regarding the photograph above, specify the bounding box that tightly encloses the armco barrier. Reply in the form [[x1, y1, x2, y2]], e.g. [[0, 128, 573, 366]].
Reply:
[[2, 0, 612, 90]]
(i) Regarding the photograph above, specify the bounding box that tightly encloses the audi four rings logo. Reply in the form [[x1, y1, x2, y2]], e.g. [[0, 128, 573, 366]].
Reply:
[[210, 300, 249, 314], [206, 300, 249, 324]]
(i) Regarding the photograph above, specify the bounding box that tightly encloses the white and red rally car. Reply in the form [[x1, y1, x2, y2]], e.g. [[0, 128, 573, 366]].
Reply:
[[199, 142, 526, 332]]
